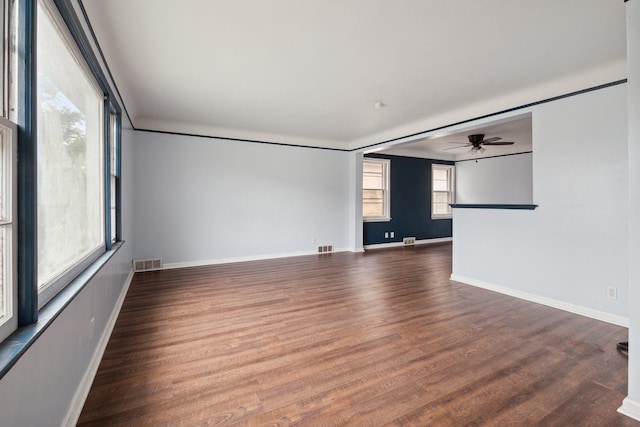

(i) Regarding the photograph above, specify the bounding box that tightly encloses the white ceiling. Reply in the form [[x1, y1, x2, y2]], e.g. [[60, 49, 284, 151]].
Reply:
[[81, 0, 626, 152], [383, 115, 532, 161]]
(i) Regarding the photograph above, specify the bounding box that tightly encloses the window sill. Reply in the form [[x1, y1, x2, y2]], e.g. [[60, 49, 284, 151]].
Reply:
[[0, 241, 125, 380], [450, 204, 538, 210], [363, 217, 392, 223]]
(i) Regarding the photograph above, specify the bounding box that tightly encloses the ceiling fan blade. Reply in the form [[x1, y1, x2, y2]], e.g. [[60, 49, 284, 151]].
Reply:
[[479, 147, 487, 153], [482, 141, 514, 146], [447, 141, 467, 144], [444, 144, 471, 150], [480, 137, 501, 143]]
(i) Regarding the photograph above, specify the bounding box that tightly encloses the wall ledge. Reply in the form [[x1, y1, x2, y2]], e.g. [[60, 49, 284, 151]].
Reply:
[[450, 204, 538, 210], [0, 242, 125, 380]]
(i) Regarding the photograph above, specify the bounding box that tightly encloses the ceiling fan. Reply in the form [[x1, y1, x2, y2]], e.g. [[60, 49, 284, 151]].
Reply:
[[445, 134, 515, 154]]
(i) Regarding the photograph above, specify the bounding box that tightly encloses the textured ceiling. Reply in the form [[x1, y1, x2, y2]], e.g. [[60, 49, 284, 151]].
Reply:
[[81, 0, 626, 151]]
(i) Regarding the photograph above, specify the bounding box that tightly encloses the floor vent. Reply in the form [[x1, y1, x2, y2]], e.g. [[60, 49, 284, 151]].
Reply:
[[133, 258, 163, 272], [403, 237, 416, 246], [318, 245, 333, 254]]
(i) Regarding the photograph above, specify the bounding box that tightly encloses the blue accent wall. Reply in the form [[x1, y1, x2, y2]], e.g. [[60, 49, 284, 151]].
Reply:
[[363, 154, 453, 245]]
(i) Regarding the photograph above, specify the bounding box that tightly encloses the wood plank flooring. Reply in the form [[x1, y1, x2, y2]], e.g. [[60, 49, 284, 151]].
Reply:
[[78, 243, 636, 426]]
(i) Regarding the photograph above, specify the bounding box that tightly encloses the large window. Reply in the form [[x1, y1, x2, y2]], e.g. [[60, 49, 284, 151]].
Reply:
[[363, 158, 390, 222], [36, 0, 105, 306], [0, 0, 122, 348], [432, 164, 455, 219]]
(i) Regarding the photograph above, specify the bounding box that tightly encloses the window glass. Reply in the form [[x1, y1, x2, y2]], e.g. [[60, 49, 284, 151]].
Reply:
[[36, 0, 104, 303]]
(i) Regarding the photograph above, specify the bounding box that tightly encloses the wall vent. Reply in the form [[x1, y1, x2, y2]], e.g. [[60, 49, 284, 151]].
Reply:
[[403, 237, 416, 246], [317, 245, 333, 254], [133, 258, 163, 272]]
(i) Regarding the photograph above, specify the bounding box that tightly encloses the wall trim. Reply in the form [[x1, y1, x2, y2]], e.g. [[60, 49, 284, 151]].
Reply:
[[136, 127, 349, 152], [364, 237, 452, 250], [619, 398, 640, 422], [450, 274, 629, 328], [63, 268, 135, 427], [162, 248, 353, 270], [450, 204, 538, 210]]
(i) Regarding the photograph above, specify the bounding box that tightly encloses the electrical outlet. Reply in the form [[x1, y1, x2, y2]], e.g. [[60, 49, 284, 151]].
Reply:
[[90, 317, 95, 338], [390, 232, 395, 238], [607, 287, 617, 300], [385, 232, 389, 238]]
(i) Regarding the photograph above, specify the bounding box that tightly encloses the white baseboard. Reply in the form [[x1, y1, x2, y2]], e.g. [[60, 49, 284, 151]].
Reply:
[[364, 237, 452, 250], [63, 268, 135, 427], [450, 274, 629, 328], [163, 247, 353, 270], [619, 398, 640, 422]]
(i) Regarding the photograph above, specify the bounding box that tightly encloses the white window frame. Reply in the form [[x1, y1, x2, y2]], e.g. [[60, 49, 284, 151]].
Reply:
[[109, 112, 118, 244], [0, 116, 17, 342], [432, 164, 455, 220], [363, 158, 391, 222]]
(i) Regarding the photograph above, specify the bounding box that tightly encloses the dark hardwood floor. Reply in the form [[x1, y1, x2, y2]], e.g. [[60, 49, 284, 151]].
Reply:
[[78, 243, 636, 426]]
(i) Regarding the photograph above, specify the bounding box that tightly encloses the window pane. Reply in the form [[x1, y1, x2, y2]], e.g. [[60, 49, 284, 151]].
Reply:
[[363, 202, 383, 217], [363, 162, 383, 175], [0, 1, 4, 117], [0, 223, 5, 322], [433, 191, 450, 203], [363, 189, 383, 200], [363, 174, 383, 189], [0, 132, 4, 220], [37, 2, 104, 289], [433, 169, 448, 181], [433, 203, 451, 215], [433, 179, 448, 192]]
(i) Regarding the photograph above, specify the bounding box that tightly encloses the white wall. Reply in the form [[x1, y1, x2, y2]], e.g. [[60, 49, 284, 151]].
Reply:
[[623, 0, 640, 415], [347, 151, 364, 252], [452, 83, 629, 321], [132, 131, 353, 266], [0, 129, 135, 426], [455, 153, 533, 204]]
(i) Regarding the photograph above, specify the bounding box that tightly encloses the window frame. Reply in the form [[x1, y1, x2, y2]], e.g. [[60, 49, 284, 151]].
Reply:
[[362, 157, 391, 222], [107, 108, 121, 246], [0, 116, 17, 342], [35, 0, 107, 307], [431, 164, 455, 220], [0, 0, 123, 353]]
